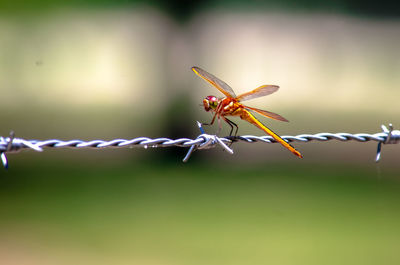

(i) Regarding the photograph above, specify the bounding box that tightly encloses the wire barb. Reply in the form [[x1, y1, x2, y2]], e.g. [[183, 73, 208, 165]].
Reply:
[[375, 123, 399, 162], [1, 131, 15, 169], [183, 122, 233, 162], [1, 123, 399, 168]]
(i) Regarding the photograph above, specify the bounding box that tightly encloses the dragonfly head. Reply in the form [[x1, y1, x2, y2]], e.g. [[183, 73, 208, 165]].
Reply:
[[203, 96, 218, 112]]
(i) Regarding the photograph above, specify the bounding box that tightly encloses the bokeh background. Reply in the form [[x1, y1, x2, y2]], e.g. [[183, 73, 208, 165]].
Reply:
[[1, 1, 400, 264]]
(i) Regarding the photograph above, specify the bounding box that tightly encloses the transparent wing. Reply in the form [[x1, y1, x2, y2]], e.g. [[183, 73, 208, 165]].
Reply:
[[244, 106, 288, 122], [236, 85, 279, 102], [192, 66, 236, 98]]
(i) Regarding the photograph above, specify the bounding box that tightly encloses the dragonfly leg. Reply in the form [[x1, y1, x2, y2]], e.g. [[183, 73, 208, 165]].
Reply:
[[217, 116, 222, 135], [227, 118, 238, 137], [203, 102, 223, 134], [221, 117, 238, 146], [221, 117, 236, 137], [202, 111, 218, 127]]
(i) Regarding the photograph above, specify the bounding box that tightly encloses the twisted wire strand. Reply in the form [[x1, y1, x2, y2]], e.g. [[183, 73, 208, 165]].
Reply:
[[0, 131, 397, 153], [237, 132, 388, 143], [0, 125, 399, 167]]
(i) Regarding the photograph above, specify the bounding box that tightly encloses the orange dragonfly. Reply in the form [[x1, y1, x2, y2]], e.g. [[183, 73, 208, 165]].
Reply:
[[192, 66, 302, 158]]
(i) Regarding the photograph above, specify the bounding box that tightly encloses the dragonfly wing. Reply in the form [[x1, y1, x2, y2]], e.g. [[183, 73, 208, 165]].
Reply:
[[192, 66, 236, 98], [236, 85, 279, 102], [244, 106, 289, 122]]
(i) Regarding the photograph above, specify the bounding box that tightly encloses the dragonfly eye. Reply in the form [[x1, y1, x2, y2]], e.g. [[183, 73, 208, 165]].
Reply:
[[203, 98, 211, 111], [203, 96, 218, 111]]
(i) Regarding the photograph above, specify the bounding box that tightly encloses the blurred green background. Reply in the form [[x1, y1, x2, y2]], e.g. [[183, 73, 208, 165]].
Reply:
[[1, 0, 400, 264]]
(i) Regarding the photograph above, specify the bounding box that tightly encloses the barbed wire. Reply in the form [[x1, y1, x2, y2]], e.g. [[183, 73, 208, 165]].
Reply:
[[0, 122, 399, 169]]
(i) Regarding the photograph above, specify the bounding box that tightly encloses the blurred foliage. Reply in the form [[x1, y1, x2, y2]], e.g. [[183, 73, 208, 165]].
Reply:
[[1, 161, 400, 264], [153, 92, 199, 162], [0, 0, 399, 20]]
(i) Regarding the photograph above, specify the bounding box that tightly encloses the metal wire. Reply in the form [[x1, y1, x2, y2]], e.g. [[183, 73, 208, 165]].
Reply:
[[0, 122, 399, 168]]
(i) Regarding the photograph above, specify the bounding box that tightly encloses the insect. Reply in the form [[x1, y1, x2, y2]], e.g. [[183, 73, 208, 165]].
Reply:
[[192, 66, 302, 158]]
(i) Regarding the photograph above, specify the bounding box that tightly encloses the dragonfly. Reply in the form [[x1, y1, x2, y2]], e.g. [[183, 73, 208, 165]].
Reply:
[[192, 66, 302, 158]]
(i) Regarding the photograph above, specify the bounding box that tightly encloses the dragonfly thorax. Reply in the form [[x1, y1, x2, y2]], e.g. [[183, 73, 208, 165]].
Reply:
[[203, 95, 219, 111]]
